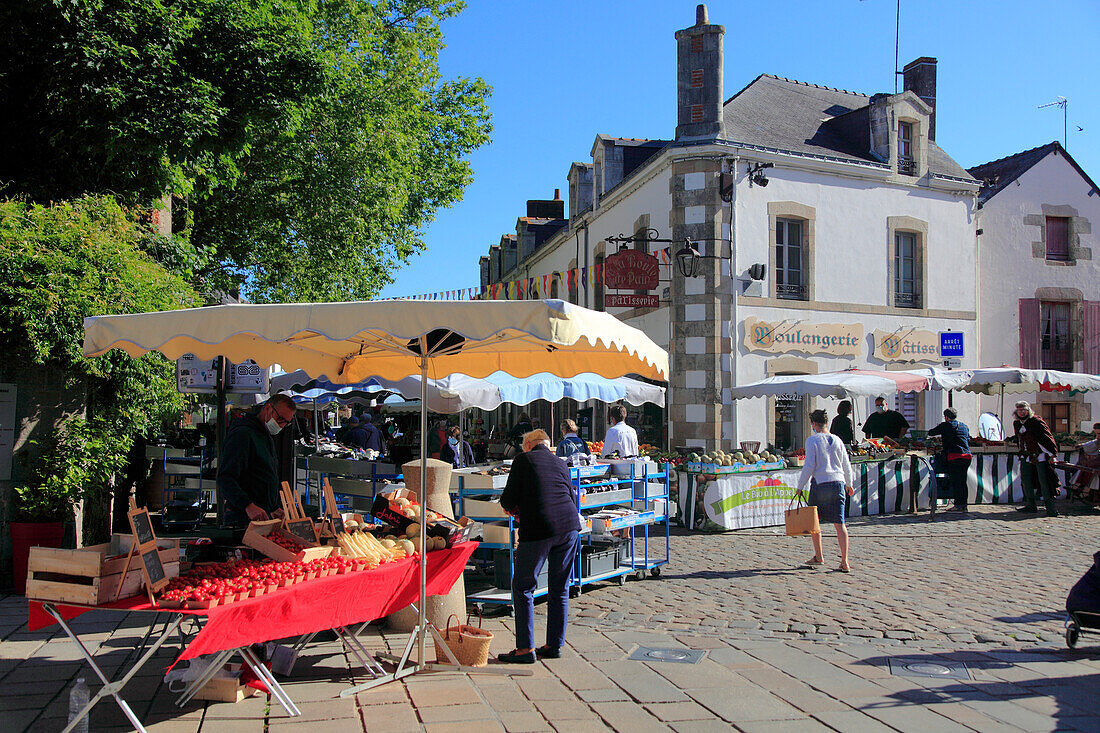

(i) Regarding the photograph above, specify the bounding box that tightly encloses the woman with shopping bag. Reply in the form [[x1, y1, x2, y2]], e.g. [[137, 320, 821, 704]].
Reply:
[[797, 409, 856, 573]]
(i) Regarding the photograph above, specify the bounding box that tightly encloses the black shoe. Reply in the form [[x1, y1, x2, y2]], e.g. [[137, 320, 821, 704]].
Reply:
[[1047, 510, 1060, 517], [535, 646, 561, 659], [1017, 506, 1039, 513], [943, 505, 968, 513], [497, 649, 536, 664]]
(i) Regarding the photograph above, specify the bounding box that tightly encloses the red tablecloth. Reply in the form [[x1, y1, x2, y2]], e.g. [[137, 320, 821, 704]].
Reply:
[[29, 542, 477, 662]]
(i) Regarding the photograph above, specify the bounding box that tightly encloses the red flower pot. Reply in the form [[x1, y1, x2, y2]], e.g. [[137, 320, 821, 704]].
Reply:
[[10, 521, 65, 595]]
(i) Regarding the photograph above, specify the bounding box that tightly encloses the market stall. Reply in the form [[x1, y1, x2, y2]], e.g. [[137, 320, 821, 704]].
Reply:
[[82, 299, 668, 702]]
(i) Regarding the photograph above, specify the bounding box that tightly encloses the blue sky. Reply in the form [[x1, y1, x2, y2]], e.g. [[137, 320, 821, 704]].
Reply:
[[378, 0, 1100, 299]]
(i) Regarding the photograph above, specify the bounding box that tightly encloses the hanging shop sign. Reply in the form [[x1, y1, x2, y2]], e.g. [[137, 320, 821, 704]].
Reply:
[[603, 248, 660, 290], [605, 293, 659, 308], [872, 328, 940, 363], [743, 318, 860, 357], [176, 355, 270, 394]]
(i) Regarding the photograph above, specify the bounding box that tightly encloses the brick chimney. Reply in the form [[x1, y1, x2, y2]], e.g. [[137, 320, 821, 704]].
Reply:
[[674, 5, 725, 141], [903, 57, 937, 140]]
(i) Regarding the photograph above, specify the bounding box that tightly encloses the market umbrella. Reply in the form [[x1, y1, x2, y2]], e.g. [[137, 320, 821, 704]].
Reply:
[[729, 372, 905, 400], [84, 299, 668, 674], [958, 367, 1100, 426]]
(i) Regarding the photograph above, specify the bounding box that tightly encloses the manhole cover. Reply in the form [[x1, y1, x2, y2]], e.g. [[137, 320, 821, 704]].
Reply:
[[888, 657, 970, 680], [628, 646, 707, 664]]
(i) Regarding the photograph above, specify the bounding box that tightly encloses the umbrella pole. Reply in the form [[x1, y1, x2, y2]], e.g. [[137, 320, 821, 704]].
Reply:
[[1000, 385, 1005, 428], [418, 352, 429, 670]]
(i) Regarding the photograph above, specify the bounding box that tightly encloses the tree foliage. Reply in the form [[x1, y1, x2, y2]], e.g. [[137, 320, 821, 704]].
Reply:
[[0, 0, 492, 302], [0, 196, 200, 526]]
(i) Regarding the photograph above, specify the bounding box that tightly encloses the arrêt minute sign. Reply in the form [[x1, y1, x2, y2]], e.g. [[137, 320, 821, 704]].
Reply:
[[603, 249, 659, 308]]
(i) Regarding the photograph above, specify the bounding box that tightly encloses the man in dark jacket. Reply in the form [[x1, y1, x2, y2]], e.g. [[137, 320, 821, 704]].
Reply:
[[217, 394, 296, 527], [862, 396, 910, 441], [1013, 400, 1061, 516], [928, 408, 972, 512], [498, 428, 581, 664]]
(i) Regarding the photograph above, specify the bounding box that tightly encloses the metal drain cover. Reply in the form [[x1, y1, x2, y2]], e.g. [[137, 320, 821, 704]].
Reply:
[[888, 657, 971, 680], [628, 646, 707, 664]]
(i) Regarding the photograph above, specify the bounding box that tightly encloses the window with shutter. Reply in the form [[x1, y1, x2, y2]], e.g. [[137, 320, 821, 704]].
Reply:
[[894, 393, 918, 430], [1085, 301, 1100, 374], [1040, 301, 1072, 370], [1045, 217, 1070, 261], [1019, 298, 1041, 368]]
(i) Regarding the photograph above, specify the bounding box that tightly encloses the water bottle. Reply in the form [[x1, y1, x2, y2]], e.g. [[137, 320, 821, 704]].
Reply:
[[68, 678, 89, 733]]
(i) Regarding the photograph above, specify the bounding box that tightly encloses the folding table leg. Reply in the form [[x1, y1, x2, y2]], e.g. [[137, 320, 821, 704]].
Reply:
[[335, 626, 385, 678], [241, 646, 301, 717], [44, 604, 184, 733]]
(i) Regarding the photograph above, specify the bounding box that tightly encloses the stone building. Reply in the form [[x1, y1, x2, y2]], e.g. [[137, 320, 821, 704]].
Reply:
[[969, 142, 1100, 433], [479, 5, 987, 451]]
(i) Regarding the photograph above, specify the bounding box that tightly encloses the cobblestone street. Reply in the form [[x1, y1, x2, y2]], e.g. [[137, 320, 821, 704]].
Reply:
[[2, 505, 1098, 732]]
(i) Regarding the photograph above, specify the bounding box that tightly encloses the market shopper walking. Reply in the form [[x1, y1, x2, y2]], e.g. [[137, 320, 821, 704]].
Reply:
[[928, 408, 973, 512], [798, 409, 856, 573], [498, 429, 582, 663], [217, 394, 294, 527], [1013, 401, 1061, 517]]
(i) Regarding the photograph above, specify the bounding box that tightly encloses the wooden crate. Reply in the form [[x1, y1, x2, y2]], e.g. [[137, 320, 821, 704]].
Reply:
[[242, 519, 335, 563], [194, 663, 257, 703], [27, 535, 180, 606]]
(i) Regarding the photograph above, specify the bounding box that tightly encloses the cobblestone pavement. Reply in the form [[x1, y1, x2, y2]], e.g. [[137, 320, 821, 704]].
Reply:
[[1, 504, 1098, 732]]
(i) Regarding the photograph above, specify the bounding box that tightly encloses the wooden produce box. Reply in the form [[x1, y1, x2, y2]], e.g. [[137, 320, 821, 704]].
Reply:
[[242, 520, 334, 563], [27, 535, 180, 606], [194, 663, 257, 703], [461, 497, 509, 519], [449, 467, 510, 490]]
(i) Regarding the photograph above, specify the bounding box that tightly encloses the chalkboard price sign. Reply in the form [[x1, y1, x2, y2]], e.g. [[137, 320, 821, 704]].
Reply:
[[142, 548, 166, 585], [131, 510, 155, 546], [329, 513, 345, 535], [284, 518, 317, 545]]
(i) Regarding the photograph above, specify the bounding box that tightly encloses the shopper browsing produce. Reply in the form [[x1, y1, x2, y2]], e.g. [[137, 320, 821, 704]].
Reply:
[[798, 409, 856, 573], [601, 404, 638, 458], [928, 408, 972, 513], [556, 419, 590, 459], [440, 425, 475, 468], [497, 429, 582, 664], [217, 394, 294, 527]]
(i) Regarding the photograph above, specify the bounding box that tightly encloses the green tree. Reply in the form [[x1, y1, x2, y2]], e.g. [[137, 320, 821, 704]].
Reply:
[[0, 0, 492, 302], [1, 196, 199, 538]]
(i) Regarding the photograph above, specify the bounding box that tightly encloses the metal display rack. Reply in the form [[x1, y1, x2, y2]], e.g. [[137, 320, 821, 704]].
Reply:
[[156, 448, 213, 530], [295, 455, 401, 512], [462, 461, 671, 607]]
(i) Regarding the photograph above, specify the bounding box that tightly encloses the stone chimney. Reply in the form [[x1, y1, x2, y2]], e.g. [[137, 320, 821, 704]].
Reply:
[[568, 162, 594, 220], [903, 57, 937, 140], [526, 191, 565, 219], [674, 5, 725, 141]]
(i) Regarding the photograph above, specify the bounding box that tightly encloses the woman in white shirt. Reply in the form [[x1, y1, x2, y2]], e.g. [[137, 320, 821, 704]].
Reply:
[[797, 409, 856, 573]]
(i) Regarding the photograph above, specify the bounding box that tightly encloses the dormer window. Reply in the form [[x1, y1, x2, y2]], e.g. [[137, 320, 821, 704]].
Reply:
[[898, 121, 916, 176]]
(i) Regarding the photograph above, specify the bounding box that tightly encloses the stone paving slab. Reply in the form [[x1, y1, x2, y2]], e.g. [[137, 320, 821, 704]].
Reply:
[[2, 506, 1098, 731]]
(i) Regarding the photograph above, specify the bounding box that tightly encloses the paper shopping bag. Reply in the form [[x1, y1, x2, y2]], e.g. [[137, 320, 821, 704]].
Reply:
[[785, 492, 820, 536]]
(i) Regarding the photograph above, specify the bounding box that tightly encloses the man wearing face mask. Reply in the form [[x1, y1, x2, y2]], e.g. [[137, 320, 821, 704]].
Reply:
[[217, 394, 295, 527], [861, 396, 909, 441]]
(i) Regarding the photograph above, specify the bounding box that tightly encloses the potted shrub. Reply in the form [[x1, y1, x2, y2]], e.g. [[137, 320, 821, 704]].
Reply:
[[9, 479, 77, 595]]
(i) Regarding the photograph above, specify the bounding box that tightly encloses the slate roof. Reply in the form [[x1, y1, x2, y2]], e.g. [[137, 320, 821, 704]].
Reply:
[[967, 141, 1100, 205], [721, 74, 975, 182]]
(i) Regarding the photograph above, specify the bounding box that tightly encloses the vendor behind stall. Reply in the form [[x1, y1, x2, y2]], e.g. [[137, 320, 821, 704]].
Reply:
[[217, 394, 294, 527], [601, 404, 639, 458], [862, 396, 909, 441]]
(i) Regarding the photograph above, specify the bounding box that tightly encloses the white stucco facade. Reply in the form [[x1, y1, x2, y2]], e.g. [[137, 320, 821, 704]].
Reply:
[[975, 146, 1100, 431]]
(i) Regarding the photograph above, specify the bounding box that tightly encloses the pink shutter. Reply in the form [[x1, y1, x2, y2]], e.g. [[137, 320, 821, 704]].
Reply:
[[1085, 301, 1100, 374], [1019, 298, 1041, 368]]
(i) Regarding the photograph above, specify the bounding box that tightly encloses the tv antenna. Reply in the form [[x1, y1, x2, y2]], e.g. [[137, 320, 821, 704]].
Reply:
[[1038, 97, 1068, 149]]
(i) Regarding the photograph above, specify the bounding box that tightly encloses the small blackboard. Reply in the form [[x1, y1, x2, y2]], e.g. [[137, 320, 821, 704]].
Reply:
[[329, 513, 345, 535], [142, 548, 166, 585], [131, 510, 155, 545], [284, 518, 316, 545]]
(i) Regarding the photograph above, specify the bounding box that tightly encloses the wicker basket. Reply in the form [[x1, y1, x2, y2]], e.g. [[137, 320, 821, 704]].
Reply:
[[434, 611, 493, 667]]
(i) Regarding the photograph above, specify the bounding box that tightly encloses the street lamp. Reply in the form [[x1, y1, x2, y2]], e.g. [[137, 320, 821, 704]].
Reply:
[[675, 242, 702, 278]]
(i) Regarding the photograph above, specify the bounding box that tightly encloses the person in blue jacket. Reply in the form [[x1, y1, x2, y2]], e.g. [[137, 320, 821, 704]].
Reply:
[[928, 407, 972, 513], [555, 419, 590, 459]]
